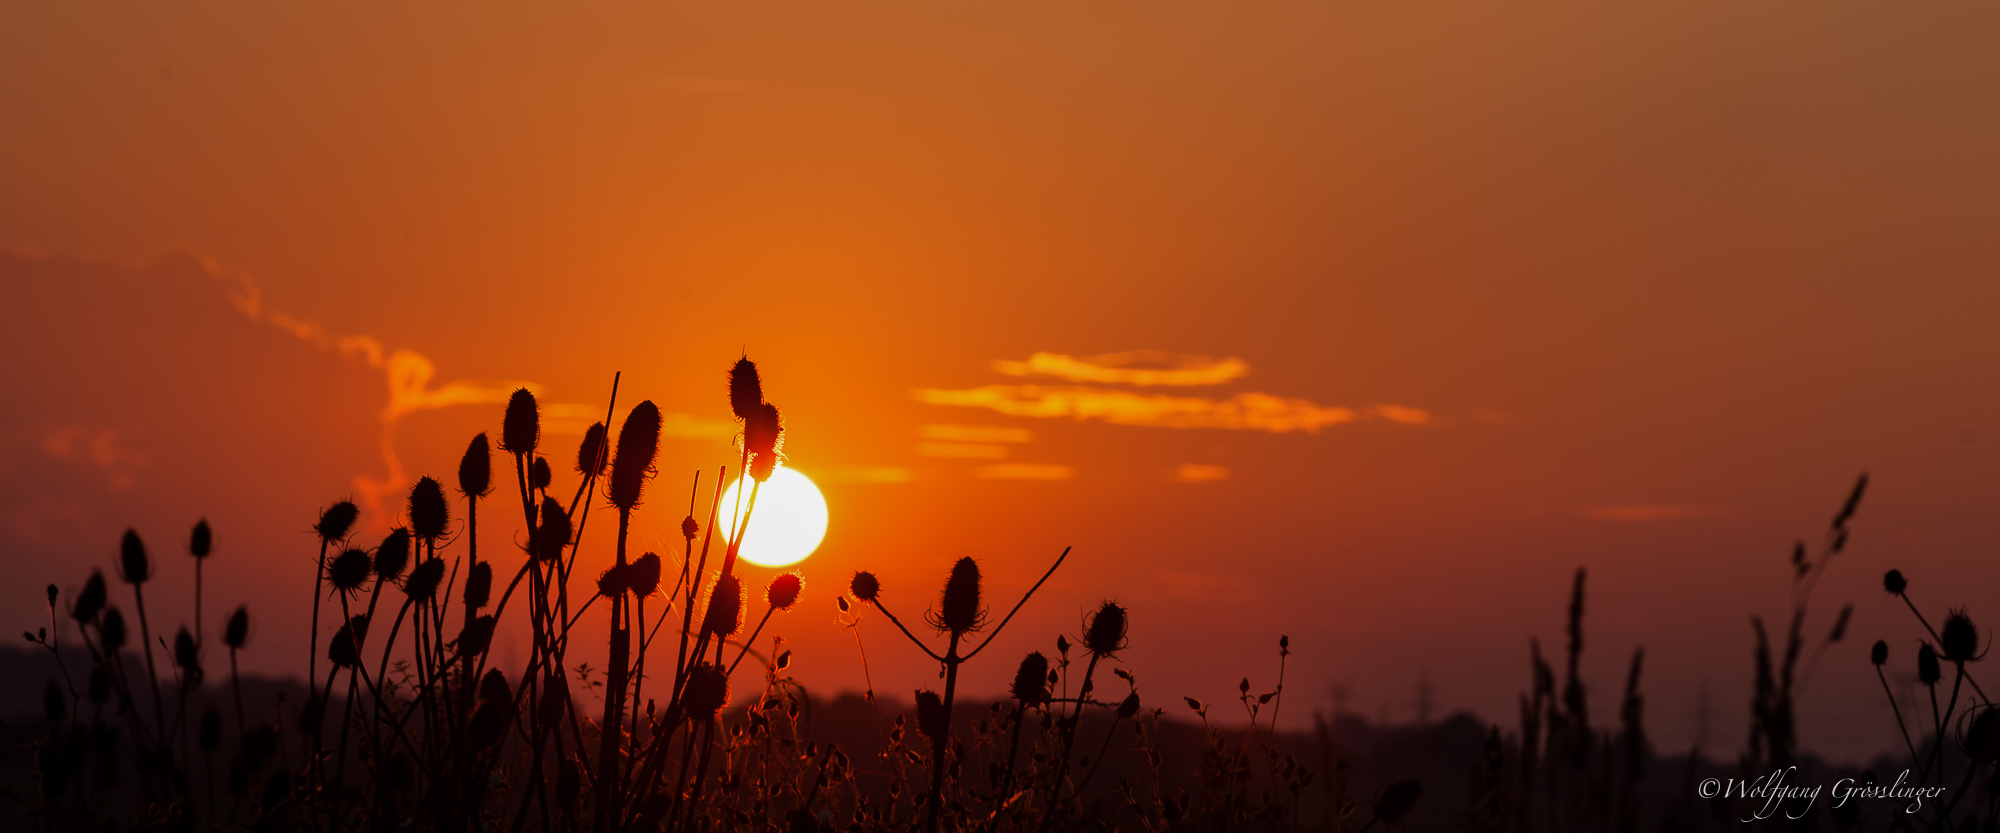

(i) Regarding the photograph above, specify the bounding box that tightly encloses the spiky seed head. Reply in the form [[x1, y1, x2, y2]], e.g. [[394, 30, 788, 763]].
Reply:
[[329, 549, 372, 593], [374, 528, 411, 580], [458, 433, 492, 497], [746, 403, 783, 482], [190, 519, 212, 558], [532, 457, 552, 492], [198, 709, 221, 752], [405, 558, 446, 602], [1885, 569, 1908, 595], [630, 553, 663, 598], [768, 573, 802, 611], [1872, 639, 1889, 666], [535, 497, 571, 561], [938, 557, 983, 635], [1011, 652, 1051, 705], [610, 402, 663, 511], [316, 501, 360, 544], [460, 615, 496, 657], [850, 572, 880, 603], [1968, 708, 2000, 762], [72, 571, 107, 624], [1374, 780, 1424, 826], [915, 690, 948, 742], [464, 562, 493, 609], [468, 699, 513, 748], [480, 669, 510, 704], [328, 616, 368, 668], [501, 388, 539, 454], [174, 627, 203, 687], [576, 423, 608, 477], [1084, 602, 1129, 657], [704, 574, 744, 638], [684, 662, 731, 720], [596, 563, 629, 599], [100, 607, 127, 652], [1919, 643, 1943, 685], [1944, 610, 1980, 663], [409, 477, 449, 542], [681, 516, 699, 541], [118, 529, 151, 585], [730, 357, 764, 421], [225, 606, 250, 649]]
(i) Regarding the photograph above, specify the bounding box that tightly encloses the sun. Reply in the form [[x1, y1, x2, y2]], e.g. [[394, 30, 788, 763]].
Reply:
[[716, 467, 829, 568]]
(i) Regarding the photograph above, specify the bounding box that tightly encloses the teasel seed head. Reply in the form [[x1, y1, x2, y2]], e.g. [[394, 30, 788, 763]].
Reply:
[[609, 401, 663, 511], [224, 606, 250, 650], [915, 690, 948, 742], [746, 403, 783, 483], [464, 561, 493, 609], [198, 709, 220, 752], [374, 528, 411, 581], [730, 357, 764, 422], [329, 548, 372, 594], [1944, 609, 1980, 663], [501, 388, 540, 454], [535, 497, 571, 561], [72, 571, 107, 624], [850, 572, 880, 603], [704, 573, 744, 638], [118, 529, 151, 585], [189, 519, 212, 559], [468, 698, 513, 749], [459, 615, 496, 657], [767, 573, 802, 612], [684, 662, 731, 721], [596, 564, 629, 599], [1084, 601, 1129, 657], [576, 423, 608, 477], [174, 626, 203, 687], [480, 669, 511, 704], [681, 516, 699, 541], [100, 607, 127, 652], [1872, 639, 1889, 666], [1884, 569, 1908, 595], [1919, 643, 1942, 685], [316, 501, 360, 544], [1373, 780, 1424, 826], [405, 558, 446, 603], [458, 433, 492, 498], [935, 557, 984, 635], [328, 616, 368, 668], [409, 477, 450, 542], [630, 553, 662, 598], [1011, 652, 1051, 705], [532, 457, 552, 492]]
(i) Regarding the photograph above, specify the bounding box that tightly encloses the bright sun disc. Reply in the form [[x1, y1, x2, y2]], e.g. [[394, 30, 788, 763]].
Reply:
[[716, 467, 828, 568]]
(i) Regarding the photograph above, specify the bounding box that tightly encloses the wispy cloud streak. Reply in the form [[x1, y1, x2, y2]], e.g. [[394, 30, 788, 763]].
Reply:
[[914, 385, 1428, 433], [993, 350, 1249, 387]]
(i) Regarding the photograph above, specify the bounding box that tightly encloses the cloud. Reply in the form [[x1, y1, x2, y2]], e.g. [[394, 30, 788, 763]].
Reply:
[[919, 424, 1033, 444], [914, 385, 1429, 434], [993, 350, 1249, 387], [1174, 464, 1230, 483], [918, 442, 1007, 459], [1583, 504, 1732, 522], [974, 464, 1075, 480], [809, 465, 916, 485], [41, 425, 144, 491]]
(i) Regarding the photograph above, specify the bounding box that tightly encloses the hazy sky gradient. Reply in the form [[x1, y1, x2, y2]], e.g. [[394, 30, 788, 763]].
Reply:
[[6, 1, 2000, 760]]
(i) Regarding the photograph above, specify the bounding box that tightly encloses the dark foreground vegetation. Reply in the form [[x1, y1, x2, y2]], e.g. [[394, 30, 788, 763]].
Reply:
[[5, 359, 1993, 831]]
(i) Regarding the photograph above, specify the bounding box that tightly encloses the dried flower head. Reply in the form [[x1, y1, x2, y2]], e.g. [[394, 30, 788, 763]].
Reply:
[[405, 558, 446, 602], [1943, 609, 1981, 663], [72, 571, 107, 624], [468, 699, 513, 748], [684, 662, 731, 721], [704, 573, 744, 638], [480, 668, 511, 704], [596, 565, 629, 599], [458, 433, 492, 497], [189, 519, 212, 559], [174, 626, 203, 687], [224, 606, 250, 650], [328, 616, 368, 668], [730, 357, 764, 422], [329, 548, 372, 594], [1885, 569, 1908, 595], [767, 573, 802, 611], [118, 529, 151, 585], [850, 572, 880, 603], [100, 607, 127, 652], [932, 557, 985, 636], [746, 403, 783, 482], [459, 615, 496, 657], [1871, 639, 1889, 666], [1011, 652, 1051, 705], [317, 501, 360, 544], [610, 402, 663, 511], [1084, 601, 1129, 657], [535, 497, 571, 562], [576, 423, 608, 477], [409, 477, 450, 542], [501, 388, 539, 454], [464, 561, 493, 609], [1919, 643, 1943, 685], [915, 689, 951, 744], [374, 528, 411, 581], [630, 553, 662, 598], [681, 516, 699, 541], [532, 457, 552, 492]]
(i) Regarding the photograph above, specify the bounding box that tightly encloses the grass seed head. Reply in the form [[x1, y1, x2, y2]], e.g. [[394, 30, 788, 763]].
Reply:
[[464, 561, 493, 609], [118, 529, 151, 585], [576, 423, 608, 477], [704, 573, 744, 638], [189, 519, 212, 559], [374, 528, 411, 581], [768, 573, 802, 611], [937, 557, 984, 635], [730, 357, 764, 421], [610, 401, 663, 510], [1084, 601, 1129, 657], [316, 501, 360, 545], [850, 572, 880, 603], [72, 571, 107, 624], [1011, 652, 1051, 705], [501, 388, 539, 454], [458, 433, 492, 497], [224, 606, 250, 650], [409, 477, 450, 542]]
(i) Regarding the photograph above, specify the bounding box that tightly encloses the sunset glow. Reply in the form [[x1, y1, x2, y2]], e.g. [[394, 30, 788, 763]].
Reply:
[[716, 467, 828, 568]]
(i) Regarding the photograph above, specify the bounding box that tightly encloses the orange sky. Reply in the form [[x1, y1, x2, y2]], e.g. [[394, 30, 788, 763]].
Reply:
[[6, 0, 2000, 760]]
